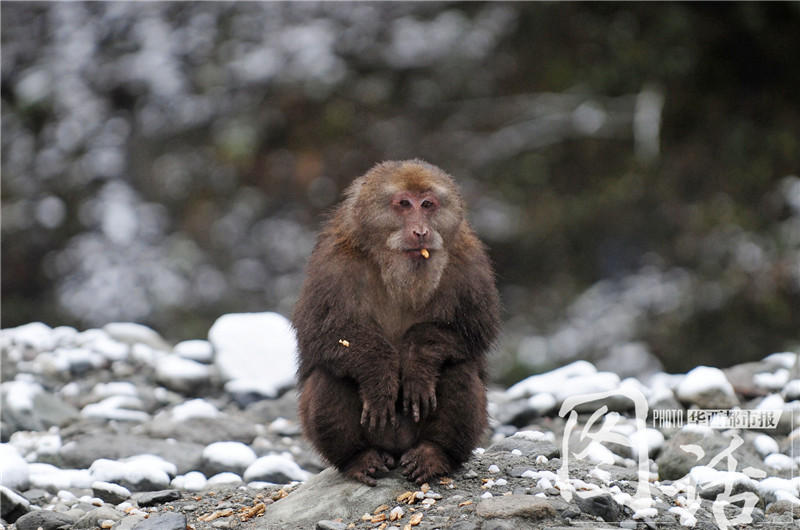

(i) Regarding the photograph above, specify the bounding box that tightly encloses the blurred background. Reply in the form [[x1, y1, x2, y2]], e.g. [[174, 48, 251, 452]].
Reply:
[[2, 2, 799, 384]]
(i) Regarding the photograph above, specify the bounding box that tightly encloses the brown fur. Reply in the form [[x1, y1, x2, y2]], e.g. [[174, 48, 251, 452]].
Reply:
[[294, 160, 500, 485]]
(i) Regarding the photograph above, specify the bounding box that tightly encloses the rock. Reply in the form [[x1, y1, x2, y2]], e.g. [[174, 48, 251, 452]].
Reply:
[[15, 510, 77, 530], [60, 433, 203, 474], [202, 441, 257, 476], [486, 437, 559, 459], [210, 312, 297, 399], [676, 366, 738, 408], [475, 494, 557, 519], [91, 480, 131, 504], [259, 467, 408, 528], [0, 443, 30, 489], [245, 389, 300, 423], [130, 512, 187, 530], [135, 489, 181, 506], [21, 488, 49, 503], [171, 471, 207, 491], [89, 455, 175, 492], [145, 414, 257, 445], [32, 391, 81, 428], [155, 355, 212, 394], [244, 454, 310, 484], [73, 506, 124, 529], [766, 500, 800, 517], [575, 493, 622, 521], [596, 342, 663, 379], [0, 485, 30, 523], [316, 521, 348, 530], [657, 429, 766, 480], [174, 339, 214, 363], [103, 322, 170, 351]]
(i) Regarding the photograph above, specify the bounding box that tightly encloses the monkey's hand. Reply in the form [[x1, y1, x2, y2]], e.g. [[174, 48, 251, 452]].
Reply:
[[401, 370, 437, 422], [359, 379, 398, 432]]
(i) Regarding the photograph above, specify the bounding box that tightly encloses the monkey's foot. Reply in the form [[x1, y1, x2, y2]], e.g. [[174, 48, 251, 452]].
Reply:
[[343, 448, 395, 487], [400, 442, 451, 484]]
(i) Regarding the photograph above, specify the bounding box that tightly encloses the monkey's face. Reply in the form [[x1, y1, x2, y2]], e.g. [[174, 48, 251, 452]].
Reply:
[[385, 190, 444, 261]]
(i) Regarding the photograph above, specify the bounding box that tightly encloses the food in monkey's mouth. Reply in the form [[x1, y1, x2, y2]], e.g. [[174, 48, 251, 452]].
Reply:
[[338, 339, 350, 347], [420, 249, 430, 259]]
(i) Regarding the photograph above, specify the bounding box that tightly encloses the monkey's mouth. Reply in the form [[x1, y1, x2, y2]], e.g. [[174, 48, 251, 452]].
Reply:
[[404, 248, 431, 259]]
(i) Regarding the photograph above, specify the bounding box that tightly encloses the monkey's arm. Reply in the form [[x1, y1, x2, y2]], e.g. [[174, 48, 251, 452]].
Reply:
[[294, 258, 400, 431], [399, 252, 500, 421]]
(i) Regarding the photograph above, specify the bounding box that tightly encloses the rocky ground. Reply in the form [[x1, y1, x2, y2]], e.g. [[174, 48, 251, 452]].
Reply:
[[2, 314, 800, 530]]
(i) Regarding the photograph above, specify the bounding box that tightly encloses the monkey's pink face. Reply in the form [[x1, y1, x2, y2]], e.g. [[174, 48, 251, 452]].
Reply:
[[388, 191, 444, 259]]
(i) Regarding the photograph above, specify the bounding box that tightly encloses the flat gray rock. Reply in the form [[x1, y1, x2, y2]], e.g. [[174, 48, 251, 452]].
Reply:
[[475, 494, 557, 519], [15, 510, 77, 530], [130, 512, 186, 530], [60, 432, 203, 474], [145, 415, 257, 445], [257, 467, 409, 528]]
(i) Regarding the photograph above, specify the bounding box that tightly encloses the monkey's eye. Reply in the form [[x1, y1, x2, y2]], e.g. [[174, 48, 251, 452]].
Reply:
[[421, 200, 434, 209], [398, 199, 412, 208]]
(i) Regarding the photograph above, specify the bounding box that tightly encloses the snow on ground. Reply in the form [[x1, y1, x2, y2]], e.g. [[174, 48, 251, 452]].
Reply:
[[209, 312, 297, 399], [89, 455, 177, 489], [675, 365, 735, 402], [170, 398, 220, 421], [174, 339, 214, 363], [202, 442, 257, 469], [0, 444, 30, 489], [243, 453, 310, 483], [505, 360, 597, 399], [171, 471, 207, 491]]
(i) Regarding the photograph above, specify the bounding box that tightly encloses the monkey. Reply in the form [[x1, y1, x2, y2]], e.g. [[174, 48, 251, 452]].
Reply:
[[294, 159, 500, 486]]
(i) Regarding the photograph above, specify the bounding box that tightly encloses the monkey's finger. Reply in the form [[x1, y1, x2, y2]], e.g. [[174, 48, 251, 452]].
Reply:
[[412, 402, 420, 422], [360, 405, 369, 426], [429, 393, 437, 413]]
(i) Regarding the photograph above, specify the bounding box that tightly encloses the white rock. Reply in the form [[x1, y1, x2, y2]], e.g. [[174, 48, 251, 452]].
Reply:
[[753, 434, 780, 457], [765, 453, 796, 470], [171, 471, 207, 491], [554, 371, 621, 402], [171, 399, 220, 422], [754, 369, 790, 391], [1, 322, 55, 352], [762, 352, 798, 369], [207, 472, 243, 486], [675, 366, 736, 407], [1, 379, 43, 412], [487, 464, 500, 473], [506, 360, 597, 399], [783, 379, 800, 400], [81, 396, 150, 422], [758, 476, 798, 503], [757, 393, 785, 410], [210, 312, 297, 399], [9, 430, 61, 460], [203, 442, 257, 470], [480, 491, 493, 498], [155, 355, 211, 391], [89, 336, 129, 362], [512, 430, 556, 443], [0, 443, 30, 489], [174, 340, 214, 363], [103, 322, 170, 350], [91, 382, 139, 398], [92, 480, 131, 499], [527, 393, 557, 414], [629, 428, 664, 459], [243, 454, 310, 483]]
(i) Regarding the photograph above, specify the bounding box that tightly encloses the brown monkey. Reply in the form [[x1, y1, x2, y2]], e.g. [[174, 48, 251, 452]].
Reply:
[[294, 160, 500, 486]]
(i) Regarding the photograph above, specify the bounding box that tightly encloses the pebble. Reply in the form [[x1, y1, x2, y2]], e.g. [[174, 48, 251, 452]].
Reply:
[[135, 489, 181, 507], [130, 511, 187, 530], [91, 480, 131, 504]]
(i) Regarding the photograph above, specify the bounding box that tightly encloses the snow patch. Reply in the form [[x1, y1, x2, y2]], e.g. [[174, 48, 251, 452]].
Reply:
[[210, 312, 297, 399]]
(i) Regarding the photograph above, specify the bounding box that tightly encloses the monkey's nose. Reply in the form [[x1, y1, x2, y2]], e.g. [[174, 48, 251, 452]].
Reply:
[[413, 227, 429, 239]]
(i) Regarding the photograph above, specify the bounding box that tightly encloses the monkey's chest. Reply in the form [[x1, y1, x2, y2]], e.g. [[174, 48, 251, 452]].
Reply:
[[370, 303, 422, 345]]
